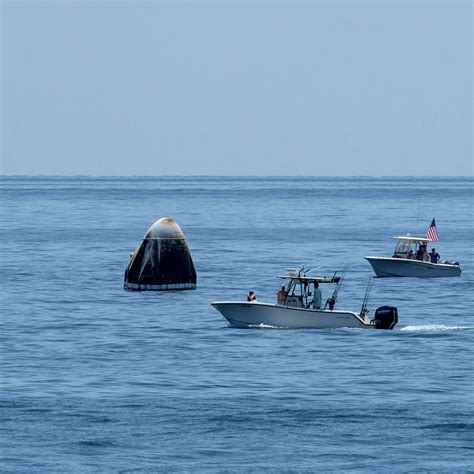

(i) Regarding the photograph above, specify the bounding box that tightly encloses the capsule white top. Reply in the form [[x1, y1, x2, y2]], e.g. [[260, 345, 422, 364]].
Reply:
[[144, 217, 186, 240]]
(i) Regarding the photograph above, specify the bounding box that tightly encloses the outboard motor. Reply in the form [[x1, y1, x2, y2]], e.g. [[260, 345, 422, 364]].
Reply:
[[372, 306, 398, 330]]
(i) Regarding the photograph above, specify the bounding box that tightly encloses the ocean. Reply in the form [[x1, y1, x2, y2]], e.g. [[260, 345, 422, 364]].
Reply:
[[1, 176, 473, 471]]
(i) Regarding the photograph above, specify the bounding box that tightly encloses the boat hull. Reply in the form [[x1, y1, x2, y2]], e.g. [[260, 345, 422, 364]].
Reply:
[[211, 301, 374, 329], [365, 257, 461, 278]]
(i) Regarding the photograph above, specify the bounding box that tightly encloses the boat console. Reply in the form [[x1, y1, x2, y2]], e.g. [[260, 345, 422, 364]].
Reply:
[[284, 295, 304, 308]]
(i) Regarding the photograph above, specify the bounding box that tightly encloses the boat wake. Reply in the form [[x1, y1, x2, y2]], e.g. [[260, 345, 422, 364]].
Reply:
[[256, 323, 287, 329], [400, 324, 471, 332]]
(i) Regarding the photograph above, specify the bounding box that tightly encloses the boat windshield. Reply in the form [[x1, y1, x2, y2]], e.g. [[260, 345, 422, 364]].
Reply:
[[393, 240, 414, 257], [392, 237, 430, 259]]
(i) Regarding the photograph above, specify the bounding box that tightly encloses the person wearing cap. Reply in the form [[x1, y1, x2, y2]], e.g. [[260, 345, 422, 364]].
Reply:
[[429, 248, 440, 264], [277, 284, 287, 304]]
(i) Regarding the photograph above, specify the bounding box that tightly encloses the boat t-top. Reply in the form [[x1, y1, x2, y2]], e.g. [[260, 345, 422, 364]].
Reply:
[[211, 268, 398, 330], [365, 235, 461, 278]]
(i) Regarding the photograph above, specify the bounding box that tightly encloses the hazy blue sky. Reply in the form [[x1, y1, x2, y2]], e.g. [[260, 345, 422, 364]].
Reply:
[[1, 1, 472, 176]]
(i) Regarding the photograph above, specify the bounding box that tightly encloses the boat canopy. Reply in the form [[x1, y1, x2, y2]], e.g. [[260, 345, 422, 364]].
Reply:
[[277, 275, 340, 284], [275, 267, 344, 310], [391, 236, 432, 243]]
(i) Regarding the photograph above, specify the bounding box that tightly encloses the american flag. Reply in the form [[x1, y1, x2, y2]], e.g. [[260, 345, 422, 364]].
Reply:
[[425, 218, 439, 242]]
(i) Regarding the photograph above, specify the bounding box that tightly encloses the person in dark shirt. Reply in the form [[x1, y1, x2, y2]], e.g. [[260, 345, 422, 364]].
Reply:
[[429, 248, 440, 264], [247, 290, 256, 302]]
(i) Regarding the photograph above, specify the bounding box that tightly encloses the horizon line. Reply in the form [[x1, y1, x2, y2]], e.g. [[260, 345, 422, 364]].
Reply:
[[0, 174, 472, 179]]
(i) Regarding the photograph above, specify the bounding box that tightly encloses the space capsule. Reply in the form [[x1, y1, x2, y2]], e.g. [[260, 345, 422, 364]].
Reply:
[[124, 217, 197, 290]]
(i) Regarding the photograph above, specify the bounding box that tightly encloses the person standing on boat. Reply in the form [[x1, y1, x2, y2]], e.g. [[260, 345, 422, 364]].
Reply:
[[313, 283, 322, 309], [277, 285, 287, 304], [247, 290, 256, 302], [421, 242, 429, 261], [416, 242, 428, 261], [429, 248, 440, 264]]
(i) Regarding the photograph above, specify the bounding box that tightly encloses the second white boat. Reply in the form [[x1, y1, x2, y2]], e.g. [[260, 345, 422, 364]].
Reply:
[[365, 236, 461, 278]]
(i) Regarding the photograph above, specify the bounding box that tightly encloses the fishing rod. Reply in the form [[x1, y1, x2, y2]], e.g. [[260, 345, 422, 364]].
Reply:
[[324, 266, 348, 310], [360, 276, 374, 317]]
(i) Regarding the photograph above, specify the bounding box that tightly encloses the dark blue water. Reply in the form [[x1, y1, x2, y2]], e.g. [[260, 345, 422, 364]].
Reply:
[[1, 176, 473, 471]]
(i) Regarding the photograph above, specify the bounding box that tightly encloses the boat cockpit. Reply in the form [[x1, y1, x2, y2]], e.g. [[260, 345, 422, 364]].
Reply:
[[391, 236, 431, 261], [277, 268, 341, 309]]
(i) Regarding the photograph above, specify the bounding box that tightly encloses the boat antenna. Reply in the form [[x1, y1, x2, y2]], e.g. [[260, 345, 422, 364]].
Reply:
[[324, 266, 348, 310], [360, 276, 374, 317]]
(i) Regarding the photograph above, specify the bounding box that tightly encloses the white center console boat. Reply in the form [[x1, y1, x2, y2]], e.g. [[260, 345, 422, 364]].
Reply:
[[211, 268, 398, 330], [365, 236, 461, 278]]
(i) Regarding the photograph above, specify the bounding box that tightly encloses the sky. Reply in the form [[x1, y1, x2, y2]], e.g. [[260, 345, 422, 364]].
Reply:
[[1, 0, 472, 176]]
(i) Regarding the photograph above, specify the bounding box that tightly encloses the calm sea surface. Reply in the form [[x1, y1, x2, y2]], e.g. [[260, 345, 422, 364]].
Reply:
[[1, 176, 473, 472]]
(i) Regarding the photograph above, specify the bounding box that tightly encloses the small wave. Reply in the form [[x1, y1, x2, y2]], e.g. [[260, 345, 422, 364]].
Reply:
[[257, 323, 284, 329], [78, 439, 115, 448], [239, 323, 290, 329], [229, 322, 281, 329], [400, 324, 471, 331]]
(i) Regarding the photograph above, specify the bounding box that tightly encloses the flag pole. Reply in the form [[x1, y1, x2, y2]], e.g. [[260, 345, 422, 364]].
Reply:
[[416, 200, 419, 237]]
